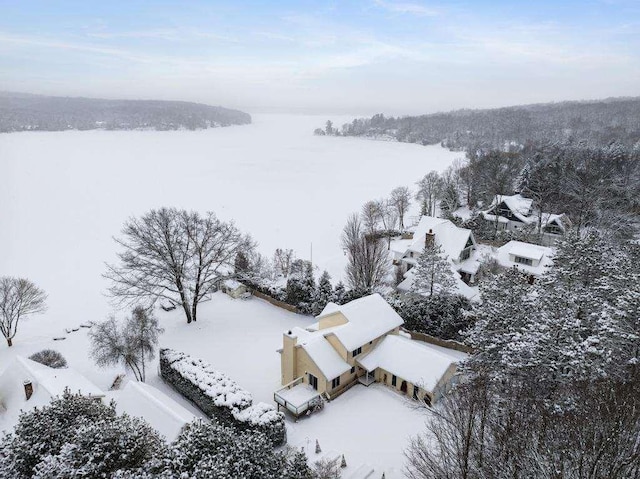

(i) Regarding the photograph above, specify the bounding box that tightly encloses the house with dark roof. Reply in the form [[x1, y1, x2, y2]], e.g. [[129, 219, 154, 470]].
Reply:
[[481, 194, 571, 244]]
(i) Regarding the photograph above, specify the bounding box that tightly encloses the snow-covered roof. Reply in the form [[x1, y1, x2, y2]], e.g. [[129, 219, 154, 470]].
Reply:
[[483, 194, 568, 231], [496, 241, 554, 275], [300, 335, 351, 380], [508, 242, 544, 261], [357, 335, 466, 391], [223, 279, 243, 289], [403, 216, 474, 261], [0, 357, 104, 432], [106, 381, 196, 441], [397, 266, 479, 301], [15, 356, 103, 399], [484, 194, 534, 223], [317, 294, 404, 352]]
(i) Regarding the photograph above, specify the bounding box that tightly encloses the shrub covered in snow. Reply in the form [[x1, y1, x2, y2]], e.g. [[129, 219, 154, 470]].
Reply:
[[389, 293, 473, 341], [0, 393, 306, 479], [232, 401, 287, 446], [28, 349, 67, 369], [159, 348, 286, 446], [0, 391, 163, 479], [161, 420, 287, 478]]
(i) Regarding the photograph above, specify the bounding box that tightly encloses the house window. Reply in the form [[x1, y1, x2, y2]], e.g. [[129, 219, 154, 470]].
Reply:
[[413, 386, 419, 400], [308, 373, 318, 390], [350, 367, 355, 374], [514, 256, 533, 266], [392, 375, 397, 387], [352, 347, 362, 357], [460, 248, 471, 261], [332, 377, 340, 389]]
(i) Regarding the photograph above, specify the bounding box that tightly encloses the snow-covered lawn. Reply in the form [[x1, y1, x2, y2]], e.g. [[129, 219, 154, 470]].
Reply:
[[1, 293, 429, 477]]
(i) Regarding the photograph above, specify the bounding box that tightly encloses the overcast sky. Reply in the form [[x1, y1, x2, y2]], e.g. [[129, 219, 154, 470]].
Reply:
[[0, 0, 638, 115]]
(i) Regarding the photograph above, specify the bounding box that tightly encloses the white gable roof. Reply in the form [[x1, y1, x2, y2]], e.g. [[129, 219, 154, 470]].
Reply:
[[15, 356, 103, 399], [106, 381, 196, 441], [317, 294, 404, 352], [357, 335, 466, 391], [0, 357, 104, 433], [496, 240, 554, 275], [404, 216, 474, 262], [301, 336, 351, 380]]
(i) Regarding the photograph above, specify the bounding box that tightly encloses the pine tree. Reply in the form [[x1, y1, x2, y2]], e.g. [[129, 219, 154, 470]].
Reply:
[[312, 270, 333, 315], [333, 281, 347, 305], [410, 243, 457, 297]]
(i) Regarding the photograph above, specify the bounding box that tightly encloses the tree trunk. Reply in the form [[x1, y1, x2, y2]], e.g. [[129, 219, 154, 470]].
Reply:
[[181, 300, 193, 323], [191, 300, 198, 323], [6, 337, 12, 347]]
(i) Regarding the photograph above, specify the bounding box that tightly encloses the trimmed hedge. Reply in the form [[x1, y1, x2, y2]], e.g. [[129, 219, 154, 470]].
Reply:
[[159, 348, 285, 446]]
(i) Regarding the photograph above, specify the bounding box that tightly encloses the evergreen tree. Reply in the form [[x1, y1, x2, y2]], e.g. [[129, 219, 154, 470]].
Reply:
[[234, 251, 250, 274], [410, 243, 457, 297], [332, 281, 347, 305], [286, 260, 315, 313], [312, 270, 333, 315]]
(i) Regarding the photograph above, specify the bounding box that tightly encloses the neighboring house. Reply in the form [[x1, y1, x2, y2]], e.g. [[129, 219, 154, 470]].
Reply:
[[0, 356, 104, 430], [390, 216, 481, 299], [481, 194, 571, 245], [276, 294, 465, 412], [105, 381, 197, 441], [495, 240, 554, 278]]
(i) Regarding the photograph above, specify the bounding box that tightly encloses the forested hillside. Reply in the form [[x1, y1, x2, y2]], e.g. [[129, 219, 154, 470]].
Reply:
[[0, 92, 251, 132], [320, 97, 640, 149]]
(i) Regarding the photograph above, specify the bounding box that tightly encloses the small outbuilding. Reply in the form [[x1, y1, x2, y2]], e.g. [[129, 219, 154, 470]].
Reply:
[[221, 279, 249, 299]]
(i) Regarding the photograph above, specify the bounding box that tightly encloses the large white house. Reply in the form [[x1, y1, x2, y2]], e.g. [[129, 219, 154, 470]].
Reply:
[[481, 194, 570, 245], [276, 294, 466, 415]]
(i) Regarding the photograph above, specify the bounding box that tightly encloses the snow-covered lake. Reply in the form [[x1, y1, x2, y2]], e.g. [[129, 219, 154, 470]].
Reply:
[[1, 114, 462, 328]]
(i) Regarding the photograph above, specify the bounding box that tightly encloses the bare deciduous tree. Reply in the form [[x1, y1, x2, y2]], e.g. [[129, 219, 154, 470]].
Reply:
[[89, 306, 163, 382], [0, 277, 47, 347], [390, 186, 411, 229], [105, 207, 253, 323], [342, 214, 390, 292], [416, 172, 442, 217], [361, 200, 381, 234], [273, 248, 295, 277]]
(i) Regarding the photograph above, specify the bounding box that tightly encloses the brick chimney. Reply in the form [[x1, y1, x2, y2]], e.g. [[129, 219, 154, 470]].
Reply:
[[23, 380, 33, 400], [425, 229, 435, 248]]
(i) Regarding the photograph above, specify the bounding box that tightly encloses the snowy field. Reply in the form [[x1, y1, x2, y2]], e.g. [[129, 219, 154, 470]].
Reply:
[[0, 114, 457, 475]]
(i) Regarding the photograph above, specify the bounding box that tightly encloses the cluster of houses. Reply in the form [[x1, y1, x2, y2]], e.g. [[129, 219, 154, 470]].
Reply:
[[1, 191, 566, 439], [389, 193, 564, 299], [273, 193, 566, 415]]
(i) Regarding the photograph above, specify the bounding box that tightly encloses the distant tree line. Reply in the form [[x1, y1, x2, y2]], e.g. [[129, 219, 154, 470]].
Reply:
[[0, 92, 251, 132], [318, 97, 640, 149]]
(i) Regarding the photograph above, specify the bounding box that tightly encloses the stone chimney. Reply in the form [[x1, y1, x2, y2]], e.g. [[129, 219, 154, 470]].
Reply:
[[23, 380, 33, 400], [425, 229, 435, 248]]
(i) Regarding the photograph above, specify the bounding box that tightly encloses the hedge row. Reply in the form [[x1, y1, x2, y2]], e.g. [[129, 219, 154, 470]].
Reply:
[[159, 348, 286, 446]]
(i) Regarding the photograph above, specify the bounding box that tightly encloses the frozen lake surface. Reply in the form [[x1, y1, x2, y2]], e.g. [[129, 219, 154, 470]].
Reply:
[[0, 114, 462, 331]]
